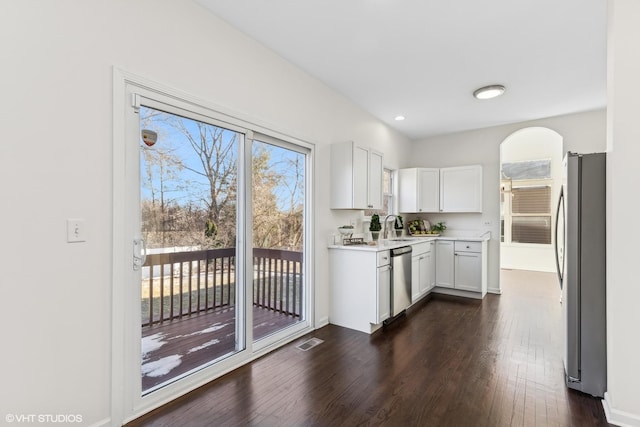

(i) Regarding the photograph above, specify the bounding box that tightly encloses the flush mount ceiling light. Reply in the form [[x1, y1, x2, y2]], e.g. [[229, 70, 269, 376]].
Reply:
[[473, 85, 506, 100], [394, 115, 406, 121]]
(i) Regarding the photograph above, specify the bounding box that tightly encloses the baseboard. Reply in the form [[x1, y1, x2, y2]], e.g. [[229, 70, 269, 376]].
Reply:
[[487, 285, 502, 295], [431, 287, 483, 300], [603, 392, 640, 426], [316, 316, 329, 328]]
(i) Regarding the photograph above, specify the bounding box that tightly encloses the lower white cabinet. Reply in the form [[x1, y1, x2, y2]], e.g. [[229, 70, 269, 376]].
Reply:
[[454, 242, 483, 292], [427, 241, 436, 290], [411, 241, 435, 303], [435, 240, 454, 288], [328, 237, 488, 334], [435, 240, 487, 297], [377, 263, 391, 322], [328, 248, 390, 334]]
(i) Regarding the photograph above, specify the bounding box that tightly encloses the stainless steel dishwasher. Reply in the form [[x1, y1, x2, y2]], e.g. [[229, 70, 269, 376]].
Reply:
[[389, 246, 412, 318]]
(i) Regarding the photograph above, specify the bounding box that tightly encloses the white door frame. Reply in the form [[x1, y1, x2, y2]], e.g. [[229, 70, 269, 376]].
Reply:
[[112, 69, 314, 424]]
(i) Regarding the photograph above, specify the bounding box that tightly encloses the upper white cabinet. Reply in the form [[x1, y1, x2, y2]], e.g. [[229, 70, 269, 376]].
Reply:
[[439, 165, 483, 212], [330, 141, 383, 210], [398, 165, 482, 213], [368, 149, 384, 210], [398, 168, 439, 213]]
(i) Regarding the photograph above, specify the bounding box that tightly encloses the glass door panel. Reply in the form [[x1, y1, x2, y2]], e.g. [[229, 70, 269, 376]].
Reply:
[[251, 139, 306, 342], [139, 105, 242, 394]]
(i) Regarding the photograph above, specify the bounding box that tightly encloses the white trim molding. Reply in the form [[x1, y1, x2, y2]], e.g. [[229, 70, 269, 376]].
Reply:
[[603, 392, 640, 427]]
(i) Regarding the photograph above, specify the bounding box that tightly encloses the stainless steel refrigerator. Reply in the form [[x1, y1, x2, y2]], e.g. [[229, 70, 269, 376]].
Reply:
[[554, 152, 606, 397]]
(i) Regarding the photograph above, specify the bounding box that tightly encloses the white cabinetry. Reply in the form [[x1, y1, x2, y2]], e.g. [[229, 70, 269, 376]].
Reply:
[[427, 240, 436, 290], [398, 168, 439, 213], [377, 255, 391, 322], [330, 141, 383, 210], [435, 240, 454, 288], [434, 239, 488, 298], [328, 248, 390, 334], [411, 242, 429, 302], [411, 241, 436, 303], [439, 165, 483, 212], [368, 149, 384, 210], [454, 241, 484, 293], [398, 165, 482, 213]]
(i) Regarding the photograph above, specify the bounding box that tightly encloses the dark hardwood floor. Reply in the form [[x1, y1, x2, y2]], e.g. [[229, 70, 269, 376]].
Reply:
[[128, 270, 610, 426]]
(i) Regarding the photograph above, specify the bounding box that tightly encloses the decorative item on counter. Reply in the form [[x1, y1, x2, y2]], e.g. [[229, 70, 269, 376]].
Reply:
[[430, 221, 447, 235], [408, 219, 429, 236], [394, 215, 404, 237], [369, 214, 382, 241], [337, 225, 365, 245], [431, 221, 447, 233], [337, 225, 354, 238]]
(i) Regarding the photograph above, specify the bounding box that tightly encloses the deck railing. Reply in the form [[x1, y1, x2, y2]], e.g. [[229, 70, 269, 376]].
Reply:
[[142, 248, 302, 327]]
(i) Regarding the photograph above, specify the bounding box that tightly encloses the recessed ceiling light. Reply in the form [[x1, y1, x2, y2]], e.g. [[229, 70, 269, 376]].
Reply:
[[473, 85, 506, 100], [394, 115, 405, 121]]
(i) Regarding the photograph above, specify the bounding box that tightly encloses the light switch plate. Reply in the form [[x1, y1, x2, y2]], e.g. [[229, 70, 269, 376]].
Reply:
[[67, 218, 86, 243]]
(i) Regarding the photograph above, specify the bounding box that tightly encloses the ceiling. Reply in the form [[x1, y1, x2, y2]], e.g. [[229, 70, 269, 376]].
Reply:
[[195, 0, 607, 140]]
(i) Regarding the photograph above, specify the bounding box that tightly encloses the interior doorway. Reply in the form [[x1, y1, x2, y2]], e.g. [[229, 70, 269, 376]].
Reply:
[[500, 127, 563, 273]]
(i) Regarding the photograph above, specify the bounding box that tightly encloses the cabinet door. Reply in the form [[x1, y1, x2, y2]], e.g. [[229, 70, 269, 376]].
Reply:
[[418, 168, 440, 212], [411, 256, 421, 302], [368, 149, 384, 210], [436, 241, 454, 288], [398, 168, 418, 212], [454, 252, 482, 292], [440, 165, 482, 212], [419, 255, 430, 294], [353, 145, 369, 209], [428, 242, 436, 290], [376, 265, 391, 323]]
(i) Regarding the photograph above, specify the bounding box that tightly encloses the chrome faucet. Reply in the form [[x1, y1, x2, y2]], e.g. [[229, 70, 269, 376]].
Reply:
[[383, 215, 398, 239]]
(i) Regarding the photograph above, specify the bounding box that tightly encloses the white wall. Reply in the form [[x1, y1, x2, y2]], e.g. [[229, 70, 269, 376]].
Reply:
[[604, 0, 640, 424], [500, 127, 563, 272], [3, 1, 638, 425], [409, 110, 606, 293], [0, 1, 410, 425]]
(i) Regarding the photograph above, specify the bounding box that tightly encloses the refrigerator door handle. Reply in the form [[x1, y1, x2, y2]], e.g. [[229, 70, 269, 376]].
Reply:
[[554, 186, 565, 288]]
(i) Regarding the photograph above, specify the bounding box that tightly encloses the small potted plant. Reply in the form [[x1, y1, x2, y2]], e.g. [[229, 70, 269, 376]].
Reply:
[[369, 214, 382, 241], [430, 221, 447, 235], [394, 215, 404, 237]]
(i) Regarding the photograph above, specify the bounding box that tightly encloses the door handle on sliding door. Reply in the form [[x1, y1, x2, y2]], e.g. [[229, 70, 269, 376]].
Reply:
[[133, 238, 146, 271]]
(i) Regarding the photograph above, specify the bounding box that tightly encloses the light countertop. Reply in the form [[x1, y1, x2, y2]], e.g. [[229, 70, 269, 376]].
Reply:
[[328, 231, 491, 252]]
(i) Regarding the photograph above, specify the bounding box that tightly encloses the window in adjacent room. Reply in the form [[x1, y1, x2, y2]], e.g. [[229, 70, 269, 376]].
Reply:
[[501, 159, 552, 245]]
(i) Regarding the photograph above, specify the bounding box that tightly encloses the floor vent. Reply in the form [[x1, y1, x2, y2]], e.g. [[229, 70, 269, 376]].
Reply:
[[296, 338, 324, 351]]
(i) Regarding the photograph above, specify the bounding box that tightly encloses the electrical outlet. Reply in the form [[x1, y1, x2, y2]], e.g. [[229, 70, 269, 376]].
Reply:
[[67, 218, 86, 243]]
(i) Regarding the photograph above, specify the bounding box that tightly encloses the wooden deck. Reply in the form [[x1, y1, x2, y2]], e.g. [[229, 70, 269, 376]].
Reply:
[[142, 306, 300, 392]]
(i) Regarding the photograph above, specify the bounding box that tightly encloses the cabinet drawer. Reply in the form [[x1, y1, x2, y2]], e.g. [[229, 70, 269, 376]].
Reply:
[[411, 242, 429, 256], [454, 241, 482, 253], [377, 250, 391, 266]]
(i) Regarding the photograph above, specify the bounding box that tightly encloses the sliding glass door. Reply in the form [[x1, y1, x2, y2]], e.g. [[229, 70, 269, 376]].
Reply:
[[114, 73, 313, 422], [251, 137, 308, 344], [138, 104, 244, 394]]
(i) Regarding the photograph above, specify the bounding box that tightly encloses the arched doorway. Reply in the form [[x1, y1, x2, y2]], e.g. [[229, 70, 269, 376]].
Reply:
[[500, 127, 563, 272]]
